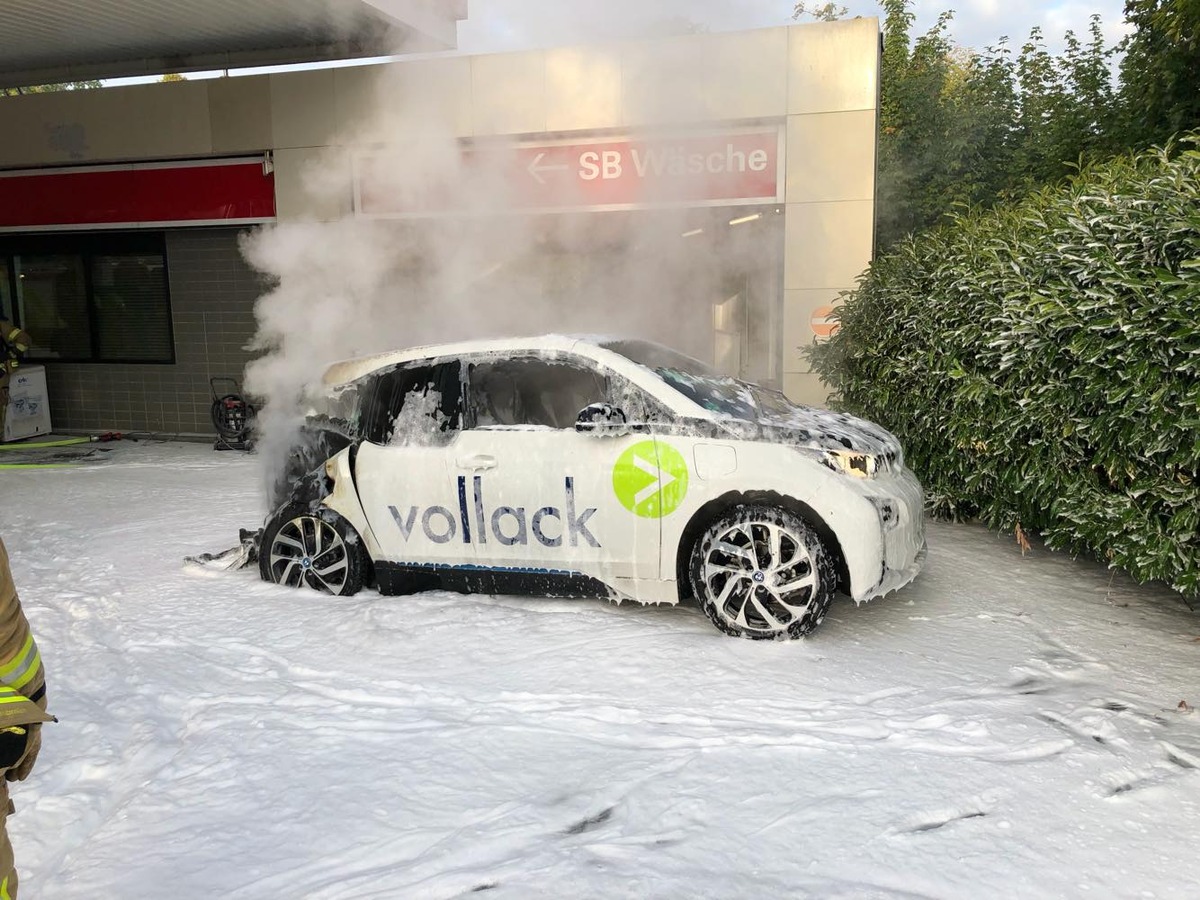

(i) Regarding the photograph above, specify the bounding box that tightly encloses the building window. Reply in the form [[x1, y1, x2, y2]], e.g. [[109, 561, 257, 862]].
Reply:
[[0, 258, 13, 322], [0, 232, 174, 364]]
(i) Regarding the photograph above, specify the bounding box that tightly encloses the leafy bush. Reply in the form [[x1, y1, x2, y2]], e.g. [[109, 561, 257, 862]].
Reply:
[[809, 140, 1200, 598]]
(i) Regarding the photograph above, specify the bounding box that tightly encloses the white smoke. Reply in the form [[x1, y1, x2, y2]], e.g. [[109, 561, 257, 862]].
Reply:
[[241, 12, 785, 490]]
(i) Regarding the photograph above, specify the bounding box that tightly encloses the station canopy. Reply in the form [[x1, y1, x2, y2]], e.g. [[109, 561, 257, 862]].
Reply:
[[0, 0, 467, 90]]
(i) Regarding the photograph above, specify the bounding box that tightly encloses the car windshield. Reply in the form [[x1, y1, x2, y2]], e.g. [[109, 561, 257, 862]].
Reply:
[[602, 339, 793, 423], [305, 382, 360, 424]]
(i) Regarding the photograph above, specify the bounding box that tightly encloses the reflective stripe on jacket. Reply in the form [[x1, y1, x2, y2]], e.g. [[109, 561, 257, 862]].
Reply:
[[0, 541, 48, 731], [0, 537, 50, 885], [0, 323, 28, 355], [0, 322, 31, 377]]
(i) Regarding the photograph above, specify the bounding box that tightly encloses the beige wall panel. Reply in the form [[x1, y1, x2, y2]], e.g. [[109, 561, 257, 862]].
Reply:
[[120, 82, 213, 159], [0, 81, 212, 166], [333, 66, 379, 144], [271, 69, 337, 149], [786, 109, 876, 203], [471, 52, 546, 136], [544, 45, 622, 133], [620, 36, 709, 126], [0, 97, 42, 166], [0, 90, 123, 166], [788, 17, 879, 115], [354, 57, 473, 144], [209, 75, 272, 153], [701, 27, 789, 121], [274, 146, 353, 221], [783, 200, 874, 290], [783, 372, 832, 408], [782, 287, 844, 374]]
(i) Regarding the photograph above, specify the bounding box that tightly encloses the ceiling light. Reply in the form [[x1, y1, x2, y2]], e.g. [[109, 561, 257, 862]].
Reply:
[[728, 213, 761, 226], [681, 228, 704, 238]]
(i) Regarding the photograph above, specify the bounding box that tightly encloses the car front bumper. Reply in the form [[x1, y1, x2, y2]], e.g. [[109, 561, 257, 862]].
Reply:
[[853, 466, 927, 602]]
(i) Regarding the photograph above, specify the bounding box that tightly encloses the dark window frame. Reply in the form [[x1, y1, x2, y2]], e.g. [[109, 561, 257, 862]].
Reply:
[[0, 231, 175, 364], [358, 359, 464, 446]]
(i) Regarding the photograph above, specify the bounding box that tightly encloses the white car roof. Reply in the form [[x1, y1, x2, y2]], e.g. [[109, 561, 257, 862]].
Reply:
[[319, 334, 722, 422], [321, 334, 596, 387]]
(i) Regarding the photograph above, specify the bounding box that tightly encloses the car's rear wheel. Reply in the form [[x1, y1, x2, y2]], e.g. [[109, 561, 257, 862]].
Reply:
[[260, 504, 365, 596], [690, 504, 835, 640]]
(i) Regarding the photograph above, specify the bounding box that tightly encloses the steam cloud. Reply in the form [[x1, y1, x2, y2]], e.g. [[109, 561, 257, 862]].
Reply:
[[241, 13, 783, 491]]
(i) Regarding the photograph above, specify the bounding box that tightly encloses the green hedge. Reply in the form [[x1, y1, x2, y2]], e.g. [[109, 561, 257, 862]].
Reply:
[[809, 140, 1200, 598]]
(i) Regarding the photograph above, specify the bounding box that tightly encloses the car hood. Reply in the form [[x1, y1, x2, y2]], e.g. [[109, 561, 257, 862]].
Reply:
[[724, 406, 904, 461]]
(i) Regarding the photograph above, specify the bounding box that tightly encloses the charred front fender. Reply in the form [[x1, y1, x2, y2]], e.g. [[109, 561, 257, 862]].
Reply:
[[318, 445, 384, 562]]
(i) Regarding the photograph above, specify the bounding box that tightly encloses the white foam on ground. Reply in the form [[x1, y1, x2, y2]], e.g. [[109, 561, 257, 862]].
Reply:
[[2, 441, 1198, 898]]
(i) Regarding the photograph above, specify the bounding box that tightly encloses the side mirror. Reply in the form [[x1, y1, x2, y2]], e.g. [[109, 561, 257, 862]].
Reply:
[[575, 402, 629, 436]]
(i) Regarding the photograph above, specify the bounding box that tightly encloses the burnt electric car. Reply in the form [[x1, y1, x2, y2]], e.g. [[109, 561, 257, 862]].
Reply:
[[259, 335, 925, 640]]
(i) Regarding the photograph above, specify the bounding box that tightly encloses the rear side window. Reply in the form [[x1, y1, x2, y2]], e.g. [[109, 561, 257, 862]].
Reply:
[[359, 361, 462, 445], [468, 357, 607, 430]]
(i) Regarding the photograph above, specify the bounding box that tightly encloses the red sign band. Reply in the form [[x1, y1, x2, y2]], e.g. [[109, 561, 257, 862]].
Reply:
[[0, 159, 276, 231]]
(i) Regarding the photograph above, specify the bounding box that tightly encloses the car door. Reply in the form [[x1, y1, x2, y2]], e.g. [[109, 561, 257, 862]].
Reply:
[[452, 353, 662, 592], [351, 359, 472, 572]]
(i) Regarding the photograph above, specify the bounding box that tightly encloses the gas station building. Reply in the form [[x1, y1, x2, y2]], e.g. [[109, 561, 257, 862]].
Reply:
[[0, 2, 879, 438]]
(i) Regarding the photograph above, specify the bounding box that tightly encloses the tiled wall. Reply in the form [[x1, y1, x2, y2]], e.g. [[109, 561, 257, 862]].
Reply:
[[43, 228, 264, 436]]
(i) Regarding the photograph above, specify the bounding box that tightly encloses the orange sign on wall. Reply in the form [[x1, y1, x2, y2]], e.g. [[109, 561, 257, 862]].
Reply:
[[811, 305, 840, 338]]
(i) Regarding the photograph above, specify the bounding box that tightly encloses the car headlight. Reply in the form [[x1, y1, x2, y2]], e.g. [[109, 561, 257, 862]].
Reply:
[[821, 449, 882, 479]]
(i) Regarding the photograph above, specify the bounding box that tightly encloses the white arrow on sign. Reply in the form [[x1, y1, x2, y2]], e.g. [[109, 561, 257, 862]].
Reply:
[[527, 151, 570, 184], [633, 454, 676, 506]]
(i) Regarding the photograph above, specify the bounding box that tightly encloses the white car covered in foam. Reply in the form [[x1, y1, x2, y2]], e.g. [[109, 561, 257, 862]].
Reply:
[[259, 335, 926, 640]]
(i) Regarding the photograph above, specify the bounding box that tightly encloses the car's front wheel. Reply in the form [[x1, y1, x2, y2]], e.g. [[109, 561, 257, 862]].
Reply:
[[690, 504, 835, 640], [259, 503, 365, 596]]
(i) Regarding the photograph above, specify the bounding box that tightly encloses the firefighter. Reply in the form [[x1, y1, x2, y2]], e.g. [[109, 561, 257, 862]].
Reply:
[[0, 537, 52, 899], [0, 321, 32, 438]]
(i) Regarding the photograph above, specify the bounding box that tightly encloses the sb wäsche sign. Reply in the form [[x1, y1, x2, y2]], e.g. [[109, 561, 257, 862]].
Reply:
[[354, 127, 783, 216]]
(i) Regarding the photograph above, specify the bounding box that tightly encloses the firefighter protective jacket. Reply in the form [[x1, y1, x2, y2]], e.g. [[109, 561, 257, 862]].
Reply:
[[0, 539, 49, 731], [1, 321, 31, 377], [0, 537, 51, 881]]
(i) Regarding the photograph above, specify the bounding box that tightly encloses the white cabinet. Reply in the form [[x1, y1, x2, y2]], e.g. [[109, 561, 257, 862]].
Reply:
[[3, 364, 52, 442]]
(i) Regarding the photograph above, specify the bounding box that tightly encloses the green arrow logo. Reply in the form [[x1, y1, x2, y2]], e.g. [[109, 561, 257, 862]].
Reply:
[[613, 441, 689, 518]]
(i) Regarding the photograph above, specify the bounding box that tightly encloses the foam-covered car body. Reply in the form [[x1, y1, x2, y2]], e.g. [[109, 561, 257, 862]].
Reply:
[[262, 335, 925, 639]]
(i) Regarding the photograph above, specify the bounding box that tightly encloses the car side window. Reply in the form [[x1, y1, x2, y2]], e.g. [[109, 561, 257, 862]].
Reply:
[[468, 357, 607, 430], [359, 361, 462, 445]]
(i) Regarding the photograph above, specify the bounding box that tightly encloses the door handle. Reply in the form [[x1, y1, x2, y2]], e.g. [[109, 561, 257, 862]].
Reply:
[[457, 454, 497, 470]]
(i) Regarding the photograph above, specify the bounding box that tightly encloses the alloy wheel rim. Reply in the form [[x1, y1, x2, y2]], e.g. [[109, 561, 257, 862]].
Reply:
[[268, 516, 350, 594], [702, 520, 818, 633]]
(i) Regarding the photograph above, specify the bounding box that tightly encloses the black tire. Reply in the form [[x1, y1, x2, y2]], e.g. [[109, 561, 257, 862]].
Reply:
[[259, 502, 366, 596], [689, 504, 836, 640]]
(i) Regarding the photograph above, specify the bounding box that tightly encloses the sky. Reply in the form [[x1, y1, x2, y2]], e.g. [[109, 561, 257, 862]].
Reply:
[[456, 0, 1133, 55]]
